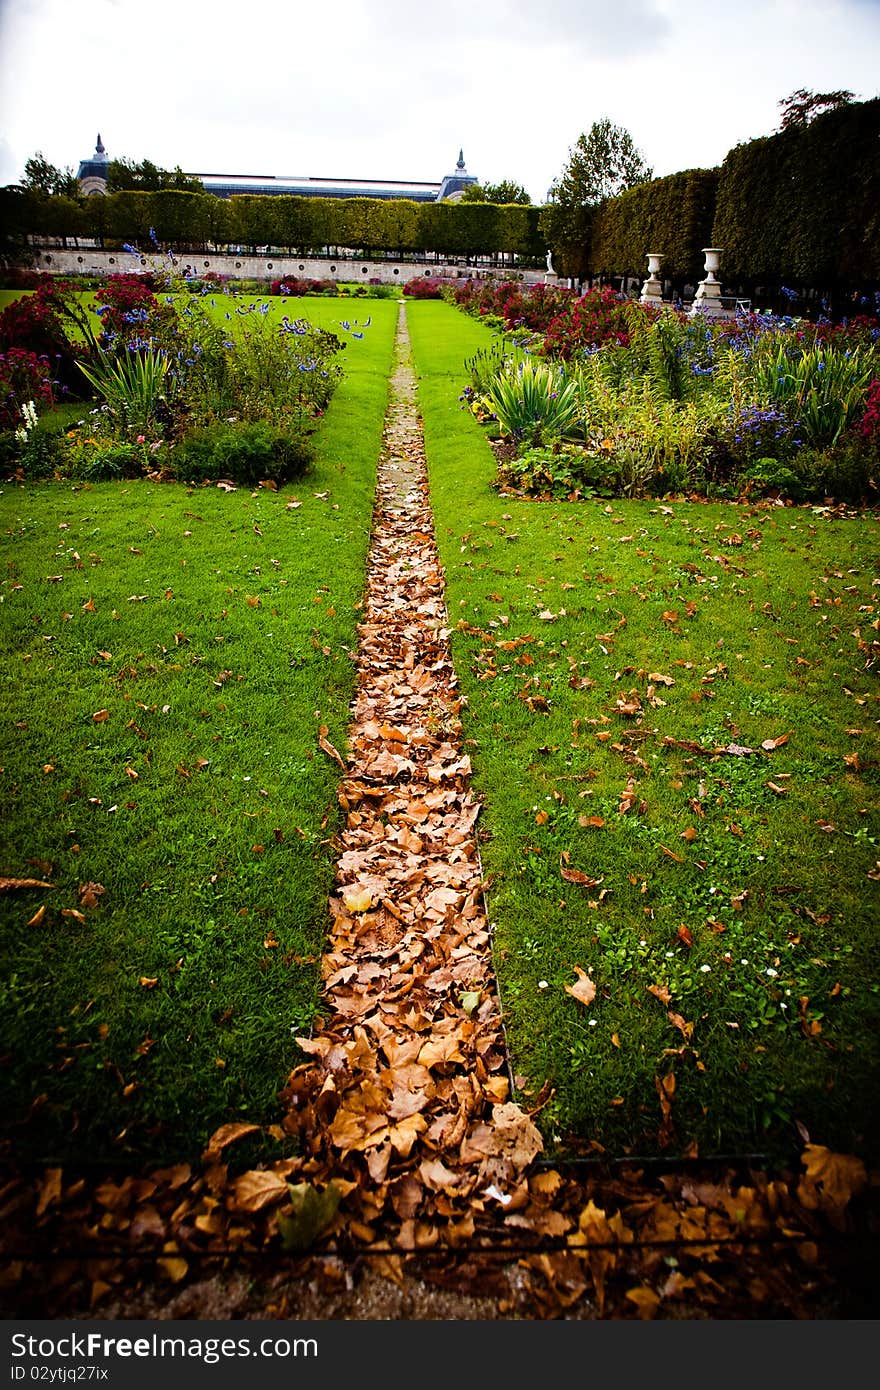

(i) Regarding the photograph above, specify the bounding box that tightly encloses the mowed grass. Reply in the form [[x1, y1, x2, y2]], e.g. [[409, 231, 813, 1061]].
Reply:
[[0, 297, 398, 1165], [407, 298, 880, 1164]]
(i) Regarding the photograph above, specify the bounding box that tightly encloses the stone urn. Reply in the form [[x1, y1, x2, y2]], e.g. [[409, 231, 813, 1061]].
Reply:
[[640, 252, 664, 303], [690, 247, 724, 316], [701, 247, 722, 283]]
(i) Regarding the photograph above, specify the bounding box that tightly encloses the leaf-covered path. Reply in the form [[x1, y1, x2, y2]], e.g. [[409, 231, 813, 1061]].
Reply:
[[282, 300, 547, 1249], [2, 303, 877, 1321]]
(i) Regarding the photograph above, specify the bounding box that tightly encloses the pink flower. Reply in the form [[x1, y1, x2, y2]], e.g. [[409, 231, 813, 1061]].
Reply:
[[136, 434, 146, 444]]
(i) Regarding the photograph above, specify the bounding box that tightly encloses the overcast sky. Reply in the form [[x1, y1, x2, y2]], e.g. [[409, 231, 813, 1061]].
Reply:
[[1, 0, 878, 202]]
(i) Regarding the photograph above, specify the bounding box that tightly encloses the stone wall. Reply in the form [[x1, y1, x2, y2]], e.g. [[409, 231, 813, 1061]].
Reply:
[[32, 246, 547, 287]]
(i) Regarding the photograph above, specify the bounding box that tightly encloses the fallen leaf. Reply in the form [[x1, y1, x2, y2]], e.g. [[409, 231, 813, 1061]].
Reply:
[[564, 966, 596, 1007], [761, 733, 790, 751], [78, 882, 105, 909], [278, 1182, 343, 1252], [647, 983, 672, 1005], [318, 725, 346, 769], [560, 852, 602, 887], [343, 886, 373, 914], [228, 1169, 290, 1213], [626, 1286, 661, 1318], [203, 1122, 261, 1162], [0, 877, 54, 892]]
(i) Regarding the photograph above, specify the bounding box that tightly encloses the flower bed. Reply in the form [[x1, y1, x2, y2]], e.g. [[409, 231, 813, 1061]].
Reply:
[[453, 281, 880, 504]]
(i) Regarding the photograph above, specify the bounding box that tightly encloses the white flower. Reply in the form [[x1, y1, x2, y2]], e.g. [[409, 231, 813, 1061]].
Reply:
[[766, 968, 778, 978], [700, 964, 711, 973]]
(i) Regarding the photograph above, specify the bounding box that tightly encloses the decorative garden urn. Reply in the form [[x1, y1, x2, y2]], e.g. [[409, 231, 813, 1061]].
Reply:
[[640, 252, 664, 303], [690, 247, 724, 316], [701, 247, 722, 283]]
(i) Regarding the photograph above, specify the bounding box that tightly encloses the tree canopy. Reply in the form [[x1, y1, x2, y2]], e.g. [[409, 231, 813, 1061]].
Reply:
[[542, 118, 652, 277], [777, 87, 857, 129], [461, 179, 532, 205], [21, 152, 79, 199], [106, 158, 203, 193], [549, 118, 653, 208]]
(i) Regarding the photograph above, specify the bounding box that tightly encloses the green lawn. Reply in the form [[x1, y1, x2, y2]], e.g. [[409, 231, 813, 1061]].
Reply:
[[407, 298, 880, 1164], [0, 297, 397, 1165], [4, 290, 879, 1173]]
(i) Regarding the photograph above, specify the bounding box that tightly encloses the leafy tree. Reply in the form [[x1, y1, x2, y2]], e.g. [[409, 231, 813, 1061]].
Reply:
[[542, 119, 652, 278], [549, 119, 652, 207], [461, 179, 531, 205], [777, 88, 856, 129], [106, 158, 203, 193], [22, 152, 79, 199]]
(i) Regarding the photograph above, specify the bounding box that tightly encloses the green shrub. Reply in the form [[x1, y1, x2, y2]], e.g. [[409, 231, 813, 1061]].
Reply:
[[748, 339, 876, 447], [76, 346, 174, 439], [496, 442, 612, 498], [15, 428, 64, 479], [169, 419, 314, 486], [739, 457, 808, 501], [66, 441, 141, 481], [484, 357, 579, 445], [792, 439, 880, 503]]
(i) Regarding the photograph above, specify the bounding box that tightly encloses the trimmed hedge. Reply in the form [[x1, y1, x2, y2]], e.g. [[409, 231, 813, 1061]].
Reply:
[[0, 187, 545, 264], [712, 97, 880, 289], [589, 168, 719, 282]]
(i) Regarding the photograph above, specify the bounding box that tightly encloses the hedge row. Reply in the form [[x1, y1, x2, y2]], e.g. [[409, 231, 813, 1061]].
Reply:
[[711, 98, 880, 288], [0, 187, 546, 263]]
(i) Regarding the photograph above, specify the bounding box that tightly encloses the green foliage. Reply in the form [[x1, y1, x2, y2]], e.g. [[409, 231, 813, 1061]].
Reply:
[[589, 169, 719, 281], [777, 87, 856, 130], [483, 357, 580, 445], [106, 157, 203, 193], [77, 346, 173, 438], [462, 180, 532, 205], [66, 440, 142, 481], [712, 97, 880, 287], [13, 428, 64, 480], [10, 188, 545, 264], [496, 441, 611, 497], [549, 119, 653, 207], [22, 152, 80, 199], [170, 419, 314, 486], [749, 338, 876, 445]]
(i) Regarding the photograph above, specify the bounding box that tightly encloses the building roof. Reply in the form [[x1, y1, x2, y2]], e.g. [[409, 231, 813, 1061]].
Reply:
[[76, 134, 478, 202], [76, 133, 109, 183], [193, 173, 444, 201]]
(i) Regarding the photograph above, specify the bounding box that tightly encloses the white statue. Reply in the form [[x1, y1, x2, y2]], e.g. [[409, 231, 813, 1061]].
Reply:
[[546, 249, 555, 275]]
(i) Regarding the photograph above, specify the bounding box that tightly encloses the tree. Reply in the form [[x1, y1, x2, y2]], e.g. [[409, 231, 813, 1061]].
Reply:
[[22, 152, 79, 199], [106, 157, 203, 193], [542, 119, 652, 278], [461, 179, 532, 205], [777, 88, 856, 130], [549, 118, 652, 208]]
